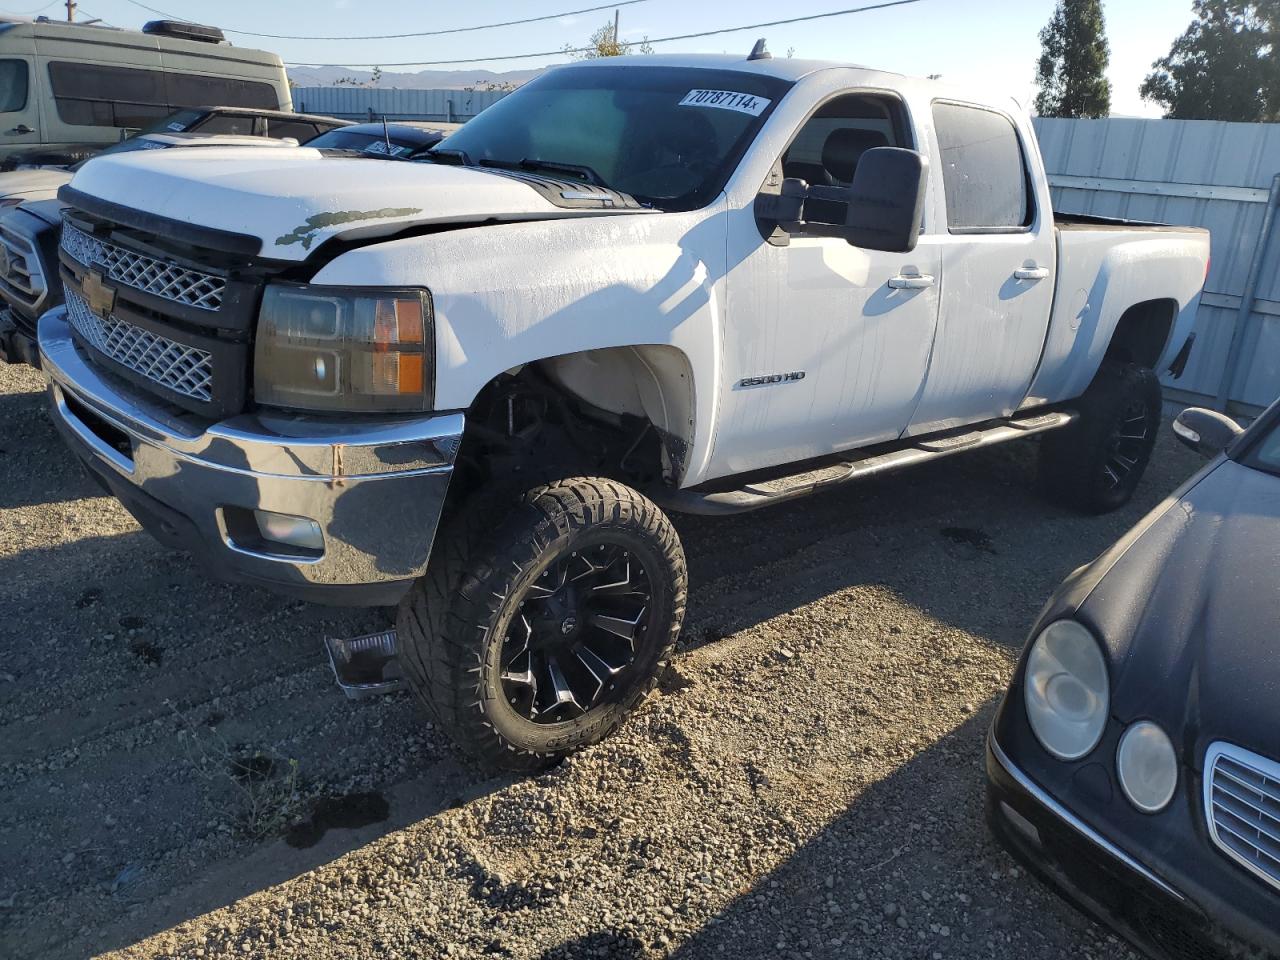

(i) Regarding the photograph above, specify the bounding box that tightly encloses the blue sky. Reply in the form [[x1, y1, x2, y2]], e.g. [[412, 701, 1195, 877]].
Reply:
[[20, 0, 1198, 116]]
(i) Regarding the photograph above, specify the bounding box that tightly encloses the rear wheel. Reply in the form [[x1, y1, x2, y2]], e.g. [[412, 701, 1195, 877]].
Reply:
[[397, 477, 686, 772], [1038, 360, 1162, 514]]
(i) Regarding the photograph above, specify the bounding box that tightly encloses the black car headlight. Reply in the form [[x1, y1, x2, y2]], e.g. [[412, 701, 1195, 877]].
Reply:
[[254, 284, 432, 412], [1024, 620, 1110, 761]]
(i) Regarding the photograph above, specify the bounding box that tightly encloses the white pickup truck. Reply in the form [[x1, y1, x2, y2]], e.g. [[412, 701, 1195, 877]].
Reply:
[[38, 50, 1209, 769]]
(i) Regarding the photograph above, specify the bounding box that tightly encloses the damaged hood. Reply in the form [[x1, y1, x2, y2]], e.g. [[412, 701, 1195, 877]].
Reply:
[[64, 147, 637, 261], [1076, 458, 1280, 769]]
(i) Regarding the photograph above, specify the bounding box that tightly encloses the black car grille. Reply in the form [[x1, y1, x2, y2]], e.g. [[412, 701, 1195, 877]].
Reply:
[[58, 212, 262, 418]]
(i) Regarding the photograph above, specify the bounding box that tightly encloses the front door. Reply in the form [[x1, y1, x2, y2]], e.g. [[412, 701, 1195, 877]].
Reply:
[[0, 55, 40, 157], [711, 91, 942, 479], [907, 101, 1056, 435]]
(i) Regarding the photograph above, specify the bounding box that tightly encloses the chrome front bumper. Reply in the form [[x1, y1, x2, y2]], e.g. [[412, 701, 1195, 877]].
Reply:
[[39, 307, 463, 605]]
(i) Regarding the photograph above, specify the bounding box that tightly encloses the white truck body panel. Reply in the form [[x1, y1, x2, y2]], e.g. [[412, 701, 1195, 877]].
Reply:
[[1026, 226, 1208, 407]]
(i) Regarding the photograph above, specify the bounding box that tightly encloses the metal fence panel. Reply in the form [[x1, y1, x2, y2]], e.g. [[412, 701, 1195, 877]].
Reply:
[[293, 87, 510, 122], [1034, 116, 1280, 415]]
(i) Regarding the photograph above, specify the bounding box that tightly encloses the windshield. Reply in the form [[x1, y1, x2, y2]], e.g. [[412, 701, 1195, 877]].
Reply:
[[434, 65, 790, 210], [1248, 416, 1280, 475]]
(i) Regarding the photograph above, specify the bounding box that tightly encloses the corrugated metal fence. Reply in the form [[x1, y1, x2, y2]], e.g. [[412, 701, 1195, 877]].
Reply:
[[1033, 116, 1280, 416], [293, 87, 510, 122]]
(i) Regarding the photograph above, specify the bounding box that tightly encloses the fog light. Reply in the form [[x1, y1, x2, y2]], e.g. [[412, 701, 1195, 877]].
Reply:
[[254, 510, 324, 551], [1117, 721, 1178, 813]]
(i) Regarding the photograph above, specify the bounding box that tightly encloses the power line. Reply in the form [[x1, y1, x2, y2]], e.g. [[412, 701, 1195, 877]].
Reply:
[[115, 0, 650, 41], [283, 0, 923, 68]]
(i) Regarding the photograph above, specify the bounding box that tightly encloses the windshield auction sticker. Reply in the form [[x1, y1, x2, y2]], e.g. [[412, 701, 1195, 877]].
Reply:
[[679, 89, 771, 116]]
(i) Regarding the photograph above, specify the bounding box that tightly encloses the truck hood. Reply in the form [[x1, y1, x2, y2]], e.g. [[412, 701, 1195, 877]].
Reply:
[[64, 147, 641, 262], [1077, 458, 1280, 770], [0, 167, 72, 203]]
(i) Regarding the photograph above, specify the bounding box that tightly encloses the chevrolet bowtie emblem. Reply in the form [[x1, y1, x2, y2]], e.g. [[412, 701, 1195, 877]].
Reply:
[[82, 268, 116, 319]]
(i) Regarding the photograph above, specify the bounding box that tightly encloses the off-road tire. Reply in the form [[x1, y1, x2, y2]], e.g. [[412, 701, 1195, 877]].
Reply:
[[397, 477, 687, 772], [1038, 359, 1162, 514]]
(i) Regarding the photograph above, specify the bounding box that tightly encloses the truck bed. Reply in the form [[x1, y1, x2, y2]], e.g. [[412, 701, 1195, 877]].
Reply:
[[1022, 216, 1211, 407]]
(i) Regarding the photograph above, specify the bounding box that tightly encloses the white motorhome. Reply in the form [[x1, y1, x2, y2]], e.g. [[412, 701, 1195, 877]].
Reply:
[[0, 17, 290, 166]]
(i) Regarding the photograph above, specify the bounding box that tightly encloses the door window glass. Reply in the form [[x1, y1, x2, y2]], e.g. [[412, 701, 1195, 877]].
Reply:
[[781, 94, 905, 225], [931, 102, 1031, 231], [0, 59, 28, 113]]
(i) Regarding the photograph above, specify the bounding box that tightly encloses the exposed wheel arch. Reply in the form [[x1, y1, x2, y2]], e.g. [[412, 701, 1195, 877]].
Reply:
[[1105, 299, 1179, 370], [443, 347, 698, 522]]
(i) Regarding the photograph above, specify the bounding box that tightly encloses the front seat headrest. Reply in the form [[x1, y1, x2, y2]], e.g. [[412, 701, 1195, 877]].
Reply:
[[821, 128, 890, 183]]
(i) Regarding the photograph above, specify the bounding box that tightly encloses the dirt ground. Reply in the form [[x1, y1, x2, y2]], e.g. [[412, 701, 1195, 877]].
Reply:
[[0, 358, 1206, 960]]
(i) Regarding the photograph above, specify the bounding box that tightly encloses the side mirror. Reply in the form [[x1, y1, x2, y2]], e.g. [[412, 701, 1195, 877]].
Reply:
[[1173, 407, 1244, 458], [842, 147, 928, 253]]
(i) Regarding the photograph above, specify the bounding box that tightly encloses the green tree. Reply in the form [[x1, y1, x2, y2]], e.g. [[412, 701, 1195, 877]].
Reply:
[[564, 20, 654, 59], [1034, 0, 1112, 117], [1141, 0, 1280, 120]]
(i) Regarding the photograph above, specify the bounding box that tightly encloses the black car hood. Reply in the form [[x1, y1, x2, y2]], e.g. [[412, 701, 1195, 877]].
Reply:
[[1075, 458, 1280, 771]]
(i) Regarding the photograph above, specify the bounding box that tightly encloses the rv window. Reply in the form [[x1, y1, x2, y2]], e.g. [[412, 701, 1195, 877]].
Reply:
[[48, 61, 280, 128], [0, 60, 28, 113], [164, 73, 281, 110]]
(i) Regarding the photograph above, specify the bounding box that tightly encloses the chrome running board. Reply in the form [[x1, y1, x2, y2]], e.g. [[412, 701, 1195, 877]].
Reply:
[[660, 410, 1077, 516]]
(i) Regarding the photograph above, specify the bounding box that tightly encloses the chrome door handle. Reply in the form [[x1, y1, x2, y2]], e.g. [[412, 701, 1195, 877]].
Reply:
[[888, 274, 935, 290], [1014, 266, 1050, 280]]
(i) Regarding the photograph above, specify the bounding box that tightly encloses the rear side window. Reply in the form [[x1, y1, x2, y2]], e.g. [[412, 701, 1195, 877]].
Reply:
[[190, 113, 260, 136], [931, 102, 1031, 231], [264, 119, 322, 142], [48, 61, 280, 128], [0, 59, 28, 113]]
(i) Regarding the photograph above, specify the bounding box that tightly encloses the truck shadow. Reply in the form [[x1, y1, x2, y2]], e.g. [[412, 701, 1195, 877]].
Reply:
[[0, 428, 1196, 959]]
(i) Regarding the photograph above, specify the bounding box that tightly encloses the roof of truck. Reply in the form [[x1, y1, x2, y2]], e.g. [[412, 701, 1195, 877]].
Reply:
[[555, 52, 899, 83], [554, 51, 1022, 112]]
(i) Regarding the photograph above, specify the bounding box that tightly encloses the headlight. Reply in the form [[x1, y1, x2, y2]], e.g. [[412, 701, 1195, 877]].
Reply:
[[254, 284, 432, 412], [1116, 721, 1177, 813], [1023, 620, 1109, 760]]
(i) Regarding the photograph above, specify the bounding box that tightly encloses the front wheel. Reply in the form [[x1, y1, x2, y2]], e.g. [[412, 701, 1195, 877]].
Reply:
[[397, 477, 687, 772], [1038, 359, 1162, 514]]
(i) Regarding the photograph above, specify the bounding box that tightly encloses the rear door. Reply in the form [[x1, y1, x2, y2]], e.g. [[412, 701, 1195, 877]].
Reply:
[[906, 101, 1055, 435]]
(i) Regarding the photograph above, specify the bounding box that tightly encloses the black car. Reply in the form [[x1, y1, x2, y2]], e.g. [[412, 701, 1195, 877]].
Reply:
[[987, 401, 1280, 960], [0, 105, 350, 170], [303, 121, 454, 159]]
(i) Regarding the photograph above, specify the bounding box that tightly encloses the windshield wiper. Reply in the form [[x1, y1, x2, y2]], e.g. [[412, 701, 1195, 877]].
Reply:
[[476, 156, 608, 188]]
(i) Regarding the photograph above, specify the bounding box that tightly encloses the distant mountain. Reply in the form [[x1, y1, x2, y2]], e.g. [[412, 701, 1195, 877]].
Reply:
[[287, 66, 547, 89]]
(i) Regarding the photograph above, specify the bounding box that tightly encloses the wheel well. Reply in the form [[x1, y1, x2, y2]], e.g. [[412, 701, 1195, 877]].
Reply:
[[444, 348, 694, 515], [1105, 299, 1178, 370]]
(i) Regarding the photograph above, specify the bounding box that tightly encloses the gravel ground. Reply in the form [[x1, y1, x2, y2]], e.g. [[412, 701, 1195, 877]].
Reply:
[[0, 358, 1205, 960]]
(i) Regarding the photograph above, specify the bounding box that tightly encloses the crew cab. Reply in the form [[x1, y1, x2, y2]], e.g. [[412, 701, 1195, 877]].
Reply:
[[37, 50, 1210, 770]]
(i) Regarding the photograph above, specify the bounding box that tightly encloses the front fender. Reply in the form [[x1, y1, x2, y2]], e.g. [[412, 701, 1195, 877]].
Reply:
[[311, 203, 730, 486]]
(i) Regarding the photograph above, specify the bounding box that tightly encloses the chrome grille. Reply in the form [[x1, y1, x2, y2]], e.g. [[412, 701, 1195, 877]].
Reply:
[[65, 287, 214, 402], [1205, 742, 1280, 892], [60, 221, 226, 311], [0, 221, 44, 308]]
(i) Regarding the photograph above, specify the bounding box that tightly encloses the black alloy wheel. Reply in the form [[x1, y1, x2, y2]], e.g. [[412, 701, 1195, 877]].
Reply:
[[500, 540, 654, 723]]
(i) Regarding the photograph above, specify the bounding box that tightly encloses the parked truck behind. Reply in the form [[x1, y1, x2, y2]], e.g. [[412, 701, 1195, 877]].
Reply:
[[38, 50, 1209, 769]]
